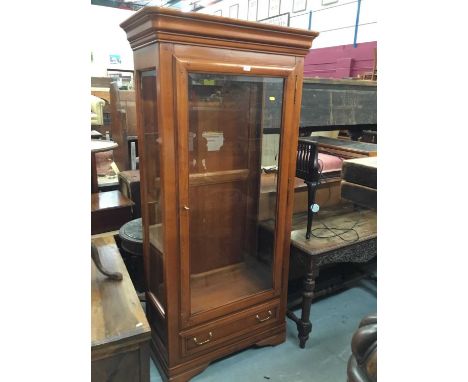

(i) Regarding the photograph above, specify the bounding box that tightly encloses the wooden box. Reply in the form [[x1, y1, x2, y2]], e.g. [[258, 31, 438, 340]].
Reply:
[[91, 191, 134, 235], [341, 156, 377, 210]]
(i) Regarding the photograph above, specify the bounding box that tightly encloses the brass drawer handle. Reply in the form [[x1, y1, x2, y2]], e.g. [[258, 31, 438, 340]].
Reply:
[[193, 331, 212, 346], [256, 310, 272, 323]]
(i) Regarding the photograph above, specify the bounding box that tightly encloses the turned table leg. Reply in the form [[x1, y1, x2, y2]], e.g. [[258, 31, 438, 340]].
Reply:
[[287, 257, 319, 348], [299, 258, 319, 348]]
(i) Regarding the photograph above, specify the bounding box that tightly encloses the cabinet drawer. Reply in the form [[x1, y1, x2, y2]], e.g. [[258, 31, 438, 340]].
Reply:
[[180, 300, 280, 357]]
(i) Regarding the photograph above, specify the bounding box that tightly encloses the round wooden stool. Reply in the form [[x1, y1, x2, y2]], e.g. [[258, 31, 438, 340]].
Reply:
[[119, 218, 145, 297], [119, 218, 143, 256]]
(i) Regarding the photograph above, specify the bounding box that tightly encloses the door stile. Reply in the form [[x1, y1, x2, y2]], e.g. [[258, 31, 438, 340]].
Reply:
[[174, 57, 192, 329], [271, 69, 297, 297], [279, 59, 305, 319]]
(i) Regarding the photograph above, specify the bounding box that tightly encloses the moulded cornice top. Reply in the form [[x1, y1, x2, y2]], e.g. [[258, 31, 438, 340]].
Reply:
[[120, 6, 319, 56]]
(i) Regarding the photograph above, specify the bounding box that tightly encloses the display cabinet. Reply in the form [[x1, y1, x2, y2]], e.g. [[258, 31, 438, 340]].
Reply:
[[121, 7, 318, 381]]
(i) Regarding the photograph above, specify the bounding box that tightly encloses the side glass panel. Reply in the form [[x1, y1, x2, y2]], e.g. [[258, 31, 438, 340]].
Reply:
[[187, 73, 283, 314], [140, 69, 166, 310]]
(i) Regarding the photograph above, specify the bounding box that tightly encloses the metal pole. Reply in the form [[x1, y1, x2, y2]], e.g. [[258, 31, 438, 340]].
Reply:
[[353, 0, 362, 48]]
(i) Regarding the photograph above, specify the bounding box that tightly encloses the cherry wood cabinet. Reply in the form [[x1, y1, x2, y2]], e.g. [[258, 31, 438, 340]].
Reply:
[[121, 7, 318, 381]]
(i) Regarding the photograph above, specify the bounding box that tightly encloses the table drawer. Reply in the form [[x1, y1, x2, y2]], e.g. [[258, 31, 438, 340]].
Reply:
[[180, 300, 280, 357]]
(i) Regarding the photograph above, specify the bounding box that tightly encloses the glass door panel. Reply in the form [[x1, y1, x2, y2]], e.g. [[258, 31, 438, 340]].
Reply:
[[187, 73, 284, 314], [140, 69, 166, 310]]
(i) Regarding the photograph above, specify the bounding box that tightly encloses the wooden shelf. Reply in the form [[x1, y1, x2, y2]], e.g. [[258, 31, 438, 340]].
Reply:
[[189, 169, 249, 186], [190, 259, 272, 314]]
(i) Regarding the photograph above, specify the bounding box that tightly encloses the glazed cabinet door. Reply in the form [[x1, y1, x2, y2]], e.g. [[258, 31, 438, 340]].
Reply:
[[175, 52, 296, 328], [137, 68, 167, 317]]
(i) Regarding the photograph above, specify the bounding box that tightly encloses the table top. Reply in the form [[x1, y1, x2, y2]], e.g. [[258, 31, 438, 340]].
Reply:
[[300, 136, 377, 156], [261, 203, 376, 257], [91, 236, 150, 355], [91, 140, 118, 153], [91, 130, 102, 138], [91, 190, 134, 212], [343, 156, 377, 169]]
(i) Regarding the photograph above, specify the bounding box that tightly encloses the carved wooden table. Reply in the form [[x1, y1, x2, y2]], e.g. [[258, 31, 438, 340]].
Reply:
[[261, 203, 376, 348], [91, 140, 118, 193]]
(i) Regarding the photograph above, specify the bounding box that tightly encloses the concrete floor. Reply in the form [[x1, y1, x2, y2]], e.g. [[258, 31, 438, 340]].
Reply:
[[150, 279, 377, 382]]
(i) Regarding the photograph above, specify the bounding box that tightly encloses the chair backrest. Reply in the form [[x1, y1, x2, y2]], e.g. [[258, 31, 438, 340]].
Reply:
[[91, 95, 105, 126], [296, 139, 320, 182]]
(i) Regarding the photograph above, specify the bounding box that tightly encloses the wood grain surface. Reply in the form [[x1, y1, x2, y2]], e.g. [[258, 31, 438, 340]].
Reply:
[[262, 203, 376, 257], [91, 140, 118, 153], [91, 190, 134, 212], [91, 236, 150, 359], [120, 7, 318, 381], [120, 6, 318, 55]]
